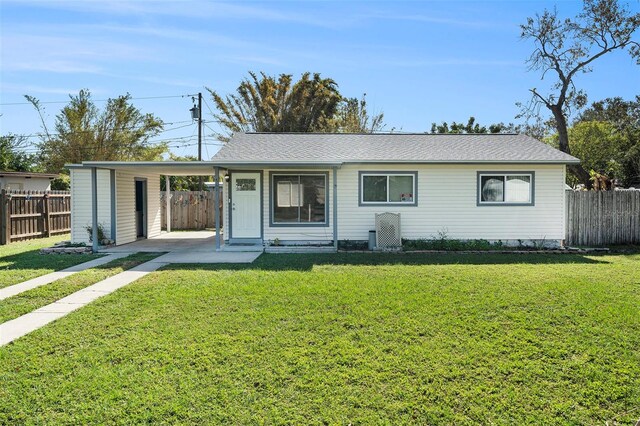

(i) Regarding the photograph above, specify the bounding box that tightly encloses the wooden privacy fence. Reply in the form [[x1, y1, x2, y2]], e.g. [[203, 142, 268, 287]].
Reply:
[[0, 190, 71, 245], [161, 191, 223, 230], [566, 190, 640, 246]]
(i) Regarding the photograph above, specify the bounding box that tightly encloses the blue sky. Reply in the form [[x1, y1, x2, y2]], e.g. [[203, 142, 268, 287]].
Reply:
[[1, 0, 638, 159]]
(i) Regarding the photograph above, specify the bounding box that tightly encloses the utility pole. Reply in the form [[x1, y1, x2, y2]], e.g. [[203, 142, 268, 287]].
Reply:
[[190, 92, 204, 191], [197, 92, 203, 191]]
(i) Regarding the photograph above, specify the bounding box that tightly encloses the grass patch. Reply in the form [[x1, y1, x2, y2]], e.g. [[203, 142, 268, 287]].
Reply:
[[0, 235, 98, 289], [0, 252, 161, 324], [1, 252, 639, 424]]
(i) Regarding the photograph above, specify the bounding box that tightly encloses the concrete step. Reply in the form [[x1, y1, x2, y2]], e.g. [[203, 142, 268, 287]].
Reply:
[[265, 245, 336, 254]]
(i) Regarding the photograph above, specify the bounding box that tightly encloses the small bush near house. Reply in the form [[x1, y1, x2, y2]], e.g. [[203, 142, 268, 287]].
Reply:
[[402, 238, 505, 251], [338, 240, 369, 251], [85, 223, 107, 243]]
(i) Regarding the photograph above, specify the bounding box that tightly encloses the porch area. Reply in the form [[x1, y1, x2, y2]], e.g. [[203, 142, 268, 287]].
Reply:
[[99, 231, 262, 263]]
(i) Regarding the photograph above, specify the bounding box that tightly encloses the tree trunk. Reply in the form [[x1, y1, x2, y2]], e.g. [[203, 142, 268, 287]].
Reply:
[[551, 105, 592, 188]]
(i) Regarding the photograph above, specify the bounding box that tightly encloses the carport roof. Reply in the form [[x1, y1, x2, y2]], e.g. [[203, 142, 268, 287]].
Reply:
[[67, 161, 221, 176], [66, 160, 342, 175]]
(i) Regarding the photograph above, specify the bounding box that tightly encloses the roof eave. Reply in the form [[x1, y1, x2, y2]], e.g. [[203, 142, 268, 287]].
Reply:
[[214, 159, 580, 165]]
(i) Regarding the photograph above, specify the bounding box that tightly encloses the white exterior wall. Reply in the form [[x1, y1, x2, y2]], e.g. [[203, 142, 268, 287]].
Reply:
[[115, 170, 161, 245], [336, 163, 566, 242], [70, 168, 112, 244], [222, 164, 566, 244], [0, 177, 52, 191], [223, 174, 229, 240], [147, 174, 162, 239]]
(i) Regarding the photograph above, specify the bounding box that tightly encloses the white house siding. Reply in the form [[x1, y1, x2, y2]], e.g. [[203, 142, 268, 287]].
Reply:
[[336, 163, 566, 242], [70, 168, 112, 244], [223, 175, 229, 241], [146, 174, 162, 239], [115, 170, 161, 245]]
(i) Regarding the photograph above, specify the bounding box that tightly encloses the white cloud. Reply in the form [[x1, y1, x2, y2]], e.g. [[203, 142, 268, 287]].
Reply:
[[3, 0, 362, 28], [0, 83, 91, 95], [1, 33, 156, 74]]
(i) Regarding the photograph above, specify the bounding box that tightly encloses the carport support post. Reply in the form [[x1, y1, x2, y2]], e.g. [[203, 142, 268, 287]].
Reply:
[[91, 167, 99, 253], [333, 167, 338, 250], [214, 167, 221, 251], [110, 169, 116, 241], [165, 175, 171, 233]]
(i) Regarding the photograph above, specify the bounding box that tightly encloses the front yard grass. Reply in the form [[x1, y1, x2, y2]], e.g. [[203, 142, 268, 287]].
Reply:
[[0, 235, 98, 289], [1, 252, 639, 424], [0, 252, 161, 324]]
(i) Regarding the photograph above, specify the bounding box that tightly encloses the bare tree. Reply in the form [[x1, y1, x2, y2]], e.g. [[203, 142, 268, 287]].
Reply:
[[520, 0, 639, 186]]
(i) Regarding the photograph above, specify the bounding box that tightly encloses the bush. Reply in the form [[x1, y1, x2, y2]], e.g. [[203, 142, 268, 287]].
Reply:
[[338, 240, 369, 251], [50, 174, 70, 190], [85, 223, 107, 243], [402, 238, 504, 251]]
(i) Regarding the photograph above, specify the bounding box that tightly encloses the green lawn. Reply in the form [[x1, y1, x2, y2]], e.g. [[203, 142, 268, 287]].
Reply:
[[0, 252, 160, 324], [0, 235, 98, 289], [1, 253, 639, 424]]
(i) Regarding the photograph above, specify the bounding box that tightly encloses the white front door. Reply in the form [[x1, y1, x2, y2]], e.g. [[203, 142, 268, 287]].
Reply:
[[231, 173, 261, 239]]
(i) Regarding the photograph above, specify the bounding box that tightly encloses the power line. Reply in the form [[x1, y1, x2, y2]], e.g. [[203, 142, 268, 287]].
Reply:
[[202, 96, 217, 118], [6, 121, 196, 141]]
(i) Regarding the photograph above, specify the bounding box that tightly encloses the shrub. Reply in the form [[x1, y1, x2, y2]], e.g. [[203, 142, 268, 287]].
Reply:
[[85, 223, 107, 243]]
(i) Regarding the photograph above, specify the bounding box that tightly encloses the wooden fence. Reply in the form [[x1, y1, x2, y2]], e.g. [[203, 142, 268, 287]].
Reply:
[[566, 190, 640, 246], [0, 190, 71, 245], [161, 191, 223, 230]]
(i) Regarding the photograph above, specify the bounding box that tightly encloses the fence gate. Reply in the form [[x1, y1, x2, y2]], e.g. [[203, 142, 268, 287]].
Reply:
[[0, 190, 72, 245]]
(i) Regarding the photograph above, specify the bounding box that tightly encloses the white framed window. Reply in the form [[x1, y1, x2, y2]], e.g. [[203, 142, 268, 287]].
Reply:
[[478, 172, 534, 205], [359, 172, 417, 205]]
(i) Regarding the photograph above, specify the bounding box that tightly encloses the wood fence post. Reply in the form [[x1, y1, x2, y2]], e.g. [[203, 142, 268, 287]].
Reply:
[[0, 189, 7, 245], [43, 193, 51, 237]]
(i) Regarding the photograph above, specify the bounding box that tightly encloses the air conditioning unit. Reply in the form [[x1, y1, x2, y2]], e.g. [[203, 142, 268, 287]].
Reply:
[[375, 212, 401, 249]]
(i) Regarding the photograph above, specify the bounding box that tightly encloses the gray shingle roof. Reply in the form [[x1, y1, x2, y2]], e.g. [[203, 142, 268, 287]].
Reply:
[[212, 132, 579, 164]]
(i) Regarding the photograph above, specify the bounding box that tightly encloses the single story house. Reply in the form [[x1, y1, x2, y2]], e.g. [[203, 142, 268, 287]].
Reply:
[[67, 133, 579, 251], [0, 171, 58, 192]]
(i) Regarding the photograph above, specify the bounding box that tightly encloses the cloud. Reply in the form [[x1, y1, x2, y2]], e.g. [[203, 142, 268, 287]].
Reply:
[[2, 33, 156, 74], [0, 83, 91, 96], [4, 0, 362, 29], [374, 13, 502, 29], [383, 58, 523, 68]]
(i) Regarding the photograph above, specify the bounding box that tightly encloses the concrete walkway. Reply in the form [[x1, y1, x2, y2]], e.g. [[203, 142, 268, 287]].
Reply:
[[0, 245, 262, 345], [0, 260, 167, 346], [0, 253, 128, 301]]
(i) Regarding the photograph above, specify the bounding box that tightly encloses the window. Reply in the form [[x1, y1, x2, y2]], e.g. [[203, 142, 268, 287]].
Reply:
[[360, 172, 416, 205], [272, 174, 327, 225], [478, 172, 534, 205], [235, 178, 256, 191]]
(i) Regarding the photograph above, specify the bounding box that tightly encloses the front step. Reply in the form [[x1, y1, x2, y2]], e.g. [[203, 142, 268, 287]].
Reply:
[[221, 244, 264, 252]]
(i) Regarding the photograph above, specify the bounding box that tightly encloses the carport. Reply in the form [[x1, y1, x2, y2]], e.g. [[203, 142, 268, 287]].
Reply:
[[68, 161, 225, 253]]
